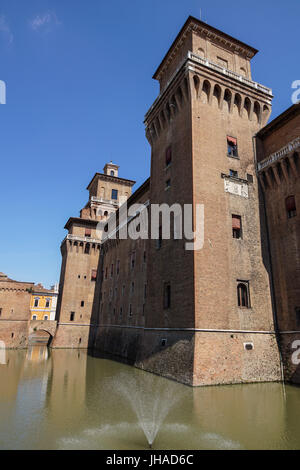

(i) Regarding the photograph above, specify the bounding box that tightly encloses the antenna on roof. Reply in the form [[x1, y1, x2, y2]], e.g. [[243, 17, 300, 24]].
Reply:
[[200, 7, 207, 23]]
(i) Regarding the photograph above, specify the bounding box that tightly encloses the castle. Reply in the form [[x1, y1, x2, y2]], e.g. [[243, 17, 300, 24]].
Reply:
[[2, 16, 300, 387]]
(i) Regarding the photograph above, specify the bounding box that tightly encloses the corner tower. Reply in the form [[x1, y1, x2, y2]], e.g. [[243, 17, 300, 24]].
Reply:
[[52, 164, 135, 348], [139, 17, 281, 385]]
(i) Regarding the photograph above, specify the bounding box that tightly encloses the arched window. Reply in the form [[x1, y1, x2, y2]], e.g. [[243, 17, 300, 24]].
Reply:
[[45, 298, 50, 308], [84, 243, 90, 254], [44, 315, 48, 321], [110, 170, 114, 176], [32, 315, 37, 320], [237, 282, 250, 308], [34, 298, 39, 308]]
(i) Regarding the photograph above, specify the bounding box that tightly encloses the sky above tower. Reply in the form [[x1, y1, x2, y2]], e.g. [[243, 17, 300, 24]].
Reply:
[[0, 0, 298, 287]]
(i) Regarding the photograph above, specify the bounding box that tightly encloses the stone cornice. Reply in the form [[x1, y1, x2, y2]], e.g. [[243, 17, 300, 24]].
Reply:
[[64, 217, 99, 231], [257, 136, 300, 172], [65, 233, 102, 245], [153, 16, 258, 82], [87, 173, 136, 191]]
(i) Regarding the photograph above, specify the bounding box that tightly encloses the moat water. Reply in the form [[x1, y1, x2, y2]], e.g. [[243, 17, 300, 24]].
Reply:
[[0, 346, 300, 450]]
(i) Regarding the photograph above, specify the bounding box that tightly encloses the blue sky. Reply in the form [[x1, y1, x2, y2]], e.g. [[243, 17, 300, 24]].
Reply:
[[0, 0, 299, 287]]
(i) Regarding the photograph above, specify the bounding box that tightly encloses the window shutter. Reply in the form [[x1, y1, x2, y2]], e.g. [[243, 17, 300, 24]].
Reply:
[[227, 136, 237, 146], [232, 215, 241, 230]]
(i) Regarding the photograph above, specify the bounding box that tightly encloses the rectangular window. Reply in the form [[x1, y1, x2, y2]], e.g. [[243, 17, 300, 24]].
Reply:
[[232, 215, 242, 239], [227, 136, 238, 158], [111, 189, 118, 200], [247, 173, 254, 183], [85, 228, 91, 237], [91, 269, 97, 281], [117, 260, 120, 275], [45, 299, 50, 308], [81, 301, 84, 307], [286, 196, 297, 219], [229, 169, 238, 178], [165, 179, 171, 190], [70, 312, 75, 321], [166, 146, 172, 167], [34, 298, 39, 307], [129, 304, 132, 317], [163, 283, 171, 309]]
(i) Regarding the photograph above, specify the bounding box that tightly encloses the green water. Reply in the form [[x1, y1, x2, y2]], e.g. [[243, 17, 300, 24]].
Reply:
[[0, 346, 299, 450]]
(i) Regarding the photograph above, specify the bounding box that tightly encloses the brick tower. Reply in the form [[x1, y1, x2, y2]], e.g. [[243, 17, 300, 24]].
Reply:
[[137, 16, 282, 385], [52, 164, 135, 348]]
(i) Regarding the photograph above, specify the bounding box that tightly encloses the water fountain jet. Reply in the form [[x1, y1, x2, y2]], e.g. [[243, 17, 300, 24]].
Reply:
[[107, 370, 187, 448]]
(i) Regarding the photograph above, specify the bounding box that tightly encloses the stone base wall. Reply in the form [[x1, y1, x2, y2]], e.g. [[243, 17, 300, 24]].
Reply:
[[193, 331, 282, 386], [94, 326, 143, 363], [51, 323, 96, 349], [0, 321, 29, 348], [92, 327, 283, 386], [278, 333, 300, 384], [136, 330, 195, 385]]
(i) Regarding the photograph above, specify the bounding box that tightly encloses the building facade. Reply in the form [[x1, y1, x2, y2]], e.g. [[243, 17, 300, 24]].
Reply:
[[0, 272, 33, 348], [52, 163, 135, 348], [256, 103, 300, 384], [30, 283, 58, 321], [51, 16, 289, 386]]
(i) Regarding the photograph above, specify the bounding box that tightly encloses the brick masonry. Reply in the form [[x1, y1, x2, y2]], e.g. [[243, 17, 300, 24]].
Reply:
[[5, 16, 298, 388]]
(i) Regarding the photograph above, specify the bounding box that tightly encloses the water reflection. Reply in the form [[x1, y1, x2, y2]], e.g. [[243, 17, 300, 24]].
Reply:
[[0, 347, 299, 449]]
